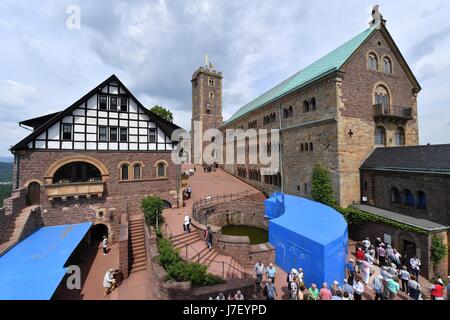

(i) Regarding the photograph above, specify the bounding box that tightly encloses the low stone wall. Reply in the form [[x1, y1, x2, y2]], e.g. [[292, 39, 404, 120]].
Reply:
[[0, 188, 29, 244], [19, 206, 44, 241], [204, 202, 267, 229], [146, 225, 256, 300]]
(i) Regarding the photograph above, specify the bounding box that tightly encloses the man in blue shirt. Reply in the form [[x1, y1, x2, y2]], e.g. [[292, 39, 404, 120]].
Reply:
[[346, 259, 356, 285], [266, 263, 277, 284]]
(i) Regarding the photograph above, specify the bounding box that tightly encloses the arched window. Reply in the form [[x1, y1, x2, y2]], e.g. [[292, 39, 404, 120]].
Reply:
[[157, 162, 167, 178], [416, 191, 427, 210], [311, 98, 316, 111], [403, 189, 415, 208], [121, 164, 129, 181], [283, 108, 288, 118], [303, 100, 310, 113], [383, 57, 392, 73], [288, 106, 293, 117], [305, 143, 309, 151], [390, 187, 401, 204], [133, 164, 142, 180], [368, 53, 378, 70], [300, 143, 304, 152], [53, 162, 102, 184], [375, 85, 390, 114], [309, 143, 313, 151], [375, 126, 386, 146], [395, 127, 405, 146]]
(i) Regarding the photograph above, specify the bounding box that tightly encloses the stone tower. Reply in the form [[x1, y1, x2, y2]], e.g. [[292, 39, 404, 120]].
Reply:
[[191, 56, 223, 164]]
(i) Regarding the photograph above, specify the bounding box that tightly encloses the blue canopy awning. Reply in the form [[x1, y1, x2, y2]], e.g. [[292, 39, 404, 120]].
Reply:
[[0, 222, 92, 300]]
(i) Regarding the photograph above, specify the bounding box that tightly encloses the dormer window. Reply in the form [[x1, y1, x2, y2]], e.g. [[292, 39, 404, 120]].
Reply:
[[62, 124, 72, 140], [99, 95, 107, 110]]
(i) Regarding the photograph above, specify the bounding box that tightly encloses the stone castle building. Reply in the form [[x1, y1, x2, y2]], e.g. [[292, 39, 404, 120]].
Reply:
[[191, 7, 449, 278], [2, 75, 181, 247]]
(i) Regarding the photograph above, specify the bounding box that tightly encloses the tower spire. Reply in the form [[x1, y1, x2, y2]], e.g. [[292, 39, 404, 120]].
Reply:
[[204, 54, 209, 67]]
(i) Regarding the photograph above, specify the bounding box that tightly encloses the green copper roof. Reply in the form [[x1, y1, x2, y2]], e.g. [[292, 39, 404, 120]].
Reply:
[[225, 27, 376, 125]]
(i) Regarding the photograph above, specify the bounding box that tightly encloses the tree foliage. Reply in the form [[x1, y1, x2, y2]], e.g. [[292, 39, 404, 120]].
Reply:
[[311, 163, 337, 207], [150, 105, 173, 123], [430, 235, 448, 269], [141, 196, 164, 226]]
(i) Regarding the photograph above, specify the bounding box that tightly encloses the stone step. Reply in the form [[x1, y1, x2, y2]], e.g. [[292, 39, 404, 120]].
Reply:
[[172, 234, 201, 248], [132, 255, 147, 265], [171, 232, 199, 243], [131, 264, 147, 273], [173, 237, 202, 251]]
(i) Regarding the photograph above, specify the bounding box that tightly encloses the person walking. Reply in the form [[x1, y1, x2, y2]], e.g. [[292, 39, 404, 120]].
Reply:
[[266, 263, 276, 284], [331, 281, 341, 296], [399, 266, 411, 294], [430, 279, 445, 300], [372, 275, 384, 300], [102, 235, 108, 255], [409, 256, 421, 280], [362, 237, 371, 251], [289, 279, 299, 300], [355, 247, 365, 272], [319, 282, 332, 300], [342, 279, 354, 299], [184, 213, 191, 233], [385, 278, 400, 300], [264, 278, 277, 300], [254, 260, 264, 291], [297, 268, 304, 286], [377, 244, 386, 267], [353, 276, 365, 301], [360, 260, 371, 284], [408, 275, 421, 300], [206, 226, 213, 249], [346, 259, 356, 285]]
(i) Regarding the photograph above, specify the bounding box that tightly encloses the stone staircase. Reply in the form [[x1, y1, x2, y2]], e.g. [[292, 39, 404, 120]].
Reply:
[[171, 231, 250, 280], [129, 216, 147, 273], [0, 205, 38, 255]]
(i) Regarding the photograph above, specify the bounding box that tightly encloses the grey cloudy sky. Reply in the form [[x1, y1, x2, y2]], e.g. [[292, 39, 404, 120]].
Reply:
[[1, 0, 449, 157]]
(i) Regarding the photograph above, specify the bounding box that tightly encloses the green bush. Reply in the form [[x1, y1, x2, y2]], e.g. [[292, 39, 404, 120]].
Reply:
[[431, 235, 448, 271], [156, 237, 222, 287], [142, 196, 164, 226], [311, 163, 337, 207]]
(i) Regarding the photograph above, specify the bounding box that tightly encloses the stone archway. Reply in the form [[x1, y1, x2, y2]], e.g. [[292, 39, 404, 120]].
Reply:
[[89, 223, 109, 248]]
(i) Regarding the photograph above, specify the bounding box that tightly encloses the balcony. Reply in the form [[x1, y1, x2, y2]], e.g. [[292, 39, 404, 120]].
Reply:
[[46, 181, 105, 201], [373, 104, 413, 121]]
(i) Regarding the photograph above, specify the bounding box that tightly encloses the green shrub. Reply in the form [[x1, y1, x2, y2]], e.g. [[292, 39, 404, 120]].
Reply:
[[431, 235, 448, 271], [142, 196, 164, 226], [311, 163, 337, 207]]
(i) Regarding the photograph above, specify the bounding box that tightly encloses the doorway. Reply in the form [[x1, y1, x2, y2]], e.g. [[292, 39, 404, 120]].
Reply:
[[89, 224, 108, 248], [403, 240, 416, 266], [27, 182, 41, 205]]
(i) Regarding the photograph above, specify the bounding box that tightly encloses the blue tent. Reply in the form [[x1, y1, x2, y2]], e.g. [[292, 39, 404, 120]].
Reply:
[[0, 222, 92, 300], [266, 194, 348, 287]]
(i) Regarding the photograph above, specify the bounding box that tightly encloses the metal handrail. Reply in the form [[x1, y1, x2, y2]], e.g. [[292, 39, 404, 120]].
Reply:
[[207, 259, 254, 280]]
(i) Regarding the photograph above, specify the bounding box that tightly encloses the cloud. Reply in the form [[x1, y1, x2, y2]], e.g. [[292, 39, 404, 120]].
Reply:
[[0, 80, 39, 121]]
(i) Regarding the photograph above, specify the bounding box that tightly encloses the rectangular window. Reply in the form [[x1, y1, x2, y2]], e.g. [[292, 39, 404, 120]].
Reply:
[[120, 98, 127, 112], [110, 127, 118, 141], [99, 126, 107, 141], [62, 124, 72, 140], [110, 97, 118, 111], [99, 95, 107, 110], [149, 129, 156, 143], [120, 128, 128, 142]]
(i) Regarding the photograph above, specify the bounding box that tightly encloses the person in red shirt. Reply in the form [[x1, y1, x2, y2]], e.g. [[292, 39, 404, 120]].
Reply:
[[431, 279, 445, 300], [355, 247, 365, 272], [319, 282, 333, 300]]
